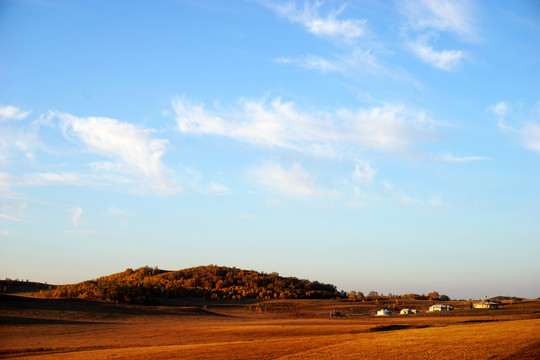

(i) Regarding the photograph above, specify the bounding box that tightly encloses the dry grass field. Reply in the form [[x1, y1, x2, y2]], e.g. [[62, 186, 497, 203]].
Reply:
[[1, 294, 539, 359]]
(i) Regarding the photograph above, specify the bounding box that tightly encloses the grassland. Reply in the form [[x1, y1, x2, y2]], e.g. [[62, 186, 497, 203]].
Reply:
[[1, 294, 539, 359]]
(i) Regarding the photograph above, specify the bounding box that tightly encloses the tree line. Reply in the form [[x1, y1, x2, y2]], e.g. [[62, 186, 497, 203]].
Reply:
[[347, 290, 450, 301], [50, 265, 339, 304]]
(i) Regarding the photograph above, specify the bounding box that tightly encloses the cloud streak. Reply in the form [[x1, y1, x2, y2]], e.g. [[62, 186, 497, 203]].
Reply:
[[409, 39, 464, 71], [172, 96, 436, 157], [401, 0, 476, 38], [265, 1, 367, 40], [436, 153, 489, 162], [492, 102, 540, 154], [0, 105, 31, 121], [72, 207, 83, 226], [400, 0, 476, 71]]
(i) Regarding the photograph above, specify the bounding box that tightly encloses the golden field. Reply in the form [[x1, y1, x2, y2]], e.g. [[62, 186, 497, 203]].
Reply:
[[1, 294, 539, 359]]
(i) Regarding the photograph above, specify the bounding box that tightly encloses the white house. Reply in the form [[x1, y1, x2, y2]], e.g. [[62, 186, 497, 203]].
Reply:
[[428, 304, 454, 312], [473, 302, 498, 309], [400, 308, 412, 314], [376, 309, 392, 316], [411, 309, 419, 314]]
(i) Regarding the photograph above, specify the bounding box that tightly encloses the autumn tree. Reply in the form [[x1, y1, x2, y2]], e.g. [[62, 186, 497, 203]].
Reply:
[[367, 291, 379, 299]]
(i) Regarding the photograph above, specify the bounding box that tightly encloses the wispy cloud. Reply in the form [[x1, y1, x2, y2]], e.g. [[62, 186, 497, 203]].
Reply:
[[436, 153, 489, 162], [264, 1, 367, 40], [249, 162, 332, 199], [72, 207, 83, 226], [0, 105, 31, 121], [523, 122, 540, 153], [400, 0, 476, 71], [353, 161, 376, 183], [409, 38, 464, 71], [492, 101, 512, 132], [492, 101, 540, 154], [172, 96, 436, 157], [401, 0, 476, 38], [261, 1, 395, 81], [56, 112, 181, 195], [0, 107, 41, 164]]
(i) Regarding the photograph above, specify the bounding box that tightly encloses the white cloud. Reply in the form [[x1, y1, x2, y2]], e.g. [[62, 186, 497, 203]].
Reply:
[[72, 207, 83, 226], [0, 123, 42, 165], [263, 1, 391, 80], [523, 122, 540, 153], [491, 102, 508, 118], [401, 0, 476, 38], [437, 153, 489, 162], [491, 102, 515, 134], [492, 101, 540, 154], [400, 0, 476, 70], [265, 1, 367, 40], [172, 97, 435, 157], [353, 161, 376, 183], [249, 162, 326, 199], [0, 105, 31, 121], [57, 112, 181, 195], [409, 40, 464, 71]]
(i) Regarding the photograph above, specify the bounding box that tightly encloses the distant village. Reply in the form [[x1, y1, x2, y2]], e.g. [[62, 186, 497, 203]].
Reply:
[[331, 300, 500, 318]]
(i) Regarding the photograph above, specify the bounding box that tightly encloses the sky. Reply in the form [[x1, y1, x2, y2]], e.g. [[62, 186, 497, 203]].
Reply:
[[0, 0, 539, 300]]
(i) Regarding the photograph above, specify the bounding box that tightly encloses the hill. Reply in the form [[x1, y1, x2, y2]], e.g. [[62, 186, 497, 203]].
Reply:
[[50, 265, 339, 304], [0, 279, 55, 294]]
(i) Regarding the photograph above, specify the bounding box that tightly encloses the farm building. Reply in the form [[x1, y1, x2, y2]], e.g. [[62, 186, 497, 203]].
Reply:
[[376, 309, 392, 316], [473, 301, 498, 309], [428, 304, 454, 312], [400, 308, 418, 314]]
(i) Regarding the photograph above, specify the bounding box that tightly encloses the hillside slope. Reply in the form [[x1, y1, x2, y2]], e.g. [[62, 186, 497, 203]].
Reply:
[[51, 265, 339, 304]]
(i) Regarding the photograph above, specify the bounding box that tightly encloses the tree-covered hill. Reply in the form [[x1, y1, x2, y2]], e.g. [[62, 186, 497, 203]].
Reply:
[[51, 265, 339, 304]]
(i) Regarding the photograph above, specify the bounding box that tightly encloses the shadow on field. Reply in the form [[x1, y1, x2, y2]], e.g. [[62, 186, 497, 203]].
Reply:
[[0, 294, 229, 319], [0, 315, 112, 325], [368, 324, 429, 332]]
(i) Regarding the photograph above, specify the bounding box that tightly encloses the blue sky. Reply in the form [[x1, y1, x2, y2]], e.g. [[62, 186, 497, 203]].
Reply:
[[1, 0, 539, 299]]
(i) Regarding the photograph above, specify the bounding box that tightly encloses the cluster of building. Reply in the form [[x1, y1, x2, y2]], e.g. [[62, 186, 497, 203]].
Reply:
[[375, 301, 499, 316], [376, 308, 420, 316], [333, 300, 500, 318]]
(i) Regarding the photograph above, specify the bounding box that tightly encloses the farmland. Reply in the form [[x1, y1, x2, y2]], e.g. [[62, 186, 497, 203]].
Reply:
[[1, 293, 539, 359]]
